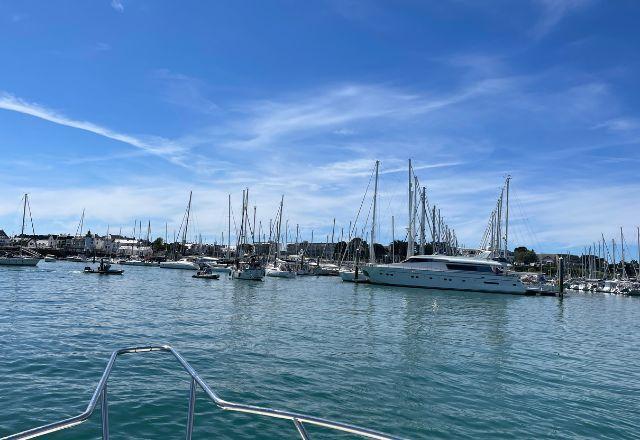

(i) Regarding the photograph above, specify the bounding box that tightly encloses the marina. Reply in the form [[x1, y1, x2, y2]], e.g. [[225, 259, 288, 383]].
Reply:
[[1, 1, 640, 438]]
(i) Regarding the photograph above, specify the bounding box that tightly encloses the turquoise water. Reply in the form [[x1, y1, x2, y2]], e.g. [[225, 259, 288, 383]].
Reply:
[[1, 262, 640, 439]]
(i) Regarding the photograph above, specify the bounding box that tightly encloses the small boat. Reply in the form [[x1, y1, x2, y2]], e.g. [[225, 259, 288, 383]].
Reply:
[[266, 262, 297, 278], [339, 267, 369, 283], [44, 254, 57, 262], [159, 258, 199, 270], [67, 255, 86, 262], [192, 265, 220, 279], [84, 259, 124, 275], [232, 257, 265, 281], [314, 263, 340, 276]]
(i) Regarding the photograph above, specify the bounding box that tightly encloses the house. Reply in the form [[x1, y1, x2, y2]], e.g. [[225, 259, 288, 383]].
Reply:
[[0, 229, 10, 247]]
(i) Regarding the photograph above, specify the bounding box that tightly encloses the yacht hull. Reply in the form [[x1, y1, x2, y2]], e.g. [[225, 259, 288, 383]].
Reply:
[[0, 257, 41, 266], [339, 270, 369, 283], [159, 261, 198, 270], [266, 269, 296, 278], [232, 268, 265, 280], [363, 266, 527, 294]]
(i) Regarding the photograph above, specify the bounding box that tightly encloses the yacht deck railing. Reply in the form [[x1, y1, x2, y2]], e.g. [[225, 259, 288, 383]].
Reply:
[[2, 345, 403, 440]]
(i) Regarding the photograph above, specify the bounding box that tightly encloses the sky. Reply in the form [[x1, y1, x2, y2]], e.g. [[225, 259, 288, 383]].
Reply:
[[0, 0, 639, 256]]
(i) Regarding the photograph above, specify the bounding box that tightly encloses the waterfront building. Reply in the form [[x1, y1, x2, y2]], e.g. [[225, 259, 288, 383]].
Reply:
[[0, 229, 11, 247]]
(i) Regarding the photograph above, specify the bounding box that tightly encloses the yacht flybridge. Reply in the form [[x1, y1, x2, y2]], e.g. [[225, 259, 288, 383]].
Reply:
[[364, 255, 527, 294]]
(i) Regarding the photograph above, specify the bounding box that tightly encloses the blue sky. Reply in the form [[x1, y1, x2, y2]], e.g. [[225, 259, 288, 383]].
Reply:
[[0, 0, 639, 255]]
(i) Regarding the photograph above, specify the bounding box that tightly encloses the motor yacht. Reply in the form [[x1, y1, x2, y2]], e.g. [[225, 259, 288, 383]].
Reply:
[[363, 255, 528, 294]]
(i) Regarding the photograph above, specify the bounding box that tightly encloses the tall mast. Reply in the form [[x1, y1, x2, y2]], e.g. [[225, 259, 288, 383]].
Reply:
[[252, 206, 256, 244], [276, 195, 284, 262], [391, 215, 395, 263], [182, 191, 192, 254], [369, 160, 379, 264], [21, 194, 27, 236], [331, 218, 336, 246], [637, 226, 640, 282], [621, 227, 626, 279], [407, 159, 414, 258], [432, 205, 436, 253], [612, 239, 616, 279], [227, 194, 231, 259], [419, 187, 426, 255], [80, 209, 84, 236], [505, 176, 510, 258]]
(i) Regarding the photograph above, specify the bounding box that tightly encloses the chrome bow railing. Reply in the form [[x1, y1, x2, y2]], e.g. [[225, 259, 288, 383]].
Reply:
[[2, 345, 403, 440]]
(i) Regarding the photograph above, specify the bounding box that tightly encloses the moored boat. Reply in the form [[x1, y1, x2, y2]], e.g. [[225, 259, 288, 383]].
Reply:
[[83, 259, 124, 275], [0, 251, 41, 266], [364, 255, 528, 294], [160, 258, 199, 270]]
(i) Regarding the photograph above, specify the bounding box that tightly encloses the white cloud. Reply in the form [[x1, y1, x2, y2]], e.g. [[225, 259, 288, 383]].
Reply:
[[152, 69, 219, 114], [0, 91, 187, 165], [531, 0, 592, 38], [593, 118, 640, 132], [111, 0, 124, 12]]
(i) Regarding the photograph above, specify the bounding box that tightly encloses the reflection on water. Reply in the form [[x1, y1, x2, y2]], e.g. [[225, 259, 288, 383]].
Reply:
[[2, 262, 640, 439]]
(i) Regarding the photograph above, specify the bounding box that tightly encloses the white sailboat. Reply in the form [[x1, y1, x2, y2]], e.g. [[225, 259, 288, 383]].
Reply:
[[266, 196, 297, 279], [231, 189, 265, 280], [161, 191, 199, 270], [0, 194, 42, 267], [340, 160, 379, 283]]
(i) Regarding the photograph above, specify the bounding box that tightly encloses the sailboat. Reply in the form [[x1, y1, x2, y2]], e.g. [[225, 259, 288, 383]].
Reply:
[[160, 191, 199, 270], [231, 189, 266, 280], [266, 196, 296, 278], [340, 160, 379, 283], [0, 194, 42, 267]]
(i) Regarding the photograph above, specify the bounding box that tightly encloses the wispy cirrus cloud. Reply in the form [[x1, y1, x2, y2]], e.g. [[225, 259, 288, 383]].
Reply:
[[214, 79, 514, 151], [0, 91, 187, 164], [531, 0, 592, 38], [152, 69, 219, 114], [110, 0, 124, 12]]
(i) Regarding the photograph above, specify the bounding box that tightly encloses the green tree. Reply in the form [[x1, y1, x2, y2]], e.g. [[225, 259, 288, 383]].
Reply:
[[152, 237, 165, 252], [514, 246, 538, 264]]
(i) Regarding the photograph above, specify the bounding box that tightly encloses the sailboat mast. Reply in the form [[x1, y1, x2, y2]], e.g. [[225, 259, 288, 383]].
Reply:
[[407, 159, 414, 258], [227, 194, 231, 259], [21, 194, 27, 236], [419, 187, 426, 255], [637, 226, 640, 282], [369, 160, 379, 264], [505, 176, 510, 259], [620, 227, 626, 279], [391, 215, 395, 263], [276, 195, 284, 262], [182, 191, 192, 253]]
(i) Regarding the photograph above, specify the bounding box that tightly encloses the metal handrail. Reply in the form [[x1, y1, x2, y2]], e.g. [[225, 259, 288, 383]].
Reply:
[[2, 345, 404, 440]]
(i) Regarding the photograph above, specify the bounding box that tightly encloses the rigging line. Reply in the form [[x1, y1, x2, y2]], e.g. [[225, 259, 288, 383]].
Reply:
[[511, 187, 541, 250], [26, 195, 37, 239], [339, 164, 375, 264]]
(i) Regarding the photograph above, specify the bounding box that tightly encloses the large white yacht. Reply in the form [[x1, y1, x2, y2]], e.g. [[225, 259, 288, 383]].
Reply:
[[363, 255, 528, 294]]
